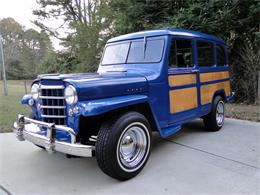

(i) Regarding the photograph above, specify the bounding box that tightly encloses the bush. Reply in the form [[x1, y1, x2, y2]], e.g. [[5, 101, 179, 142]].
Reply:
[[231, 43, 260, 104]]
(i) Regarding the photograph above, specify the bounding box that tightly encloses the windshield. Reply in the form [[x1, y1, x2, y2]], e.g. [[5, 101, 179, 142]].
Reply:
[[101, 38, 165, 65]]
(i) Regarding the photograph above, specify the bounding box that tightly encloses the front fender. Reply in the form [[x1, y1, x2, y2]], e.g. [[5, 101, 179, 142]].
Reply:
[[77, 95, 148, 117], [21, 94, 32, 105]]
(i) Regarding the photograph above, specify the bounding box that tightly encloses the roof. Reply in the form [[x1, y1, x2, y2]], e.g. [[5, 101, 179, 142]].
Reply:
[[107, 28, 226, 44]]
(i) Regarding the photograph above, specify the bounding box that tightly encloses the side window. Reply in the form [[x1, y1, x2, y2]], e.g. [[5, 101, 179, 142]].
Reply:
[[197, 41, 214, 67], [216, 44, 226, 66], [169, 39, 193, 68]]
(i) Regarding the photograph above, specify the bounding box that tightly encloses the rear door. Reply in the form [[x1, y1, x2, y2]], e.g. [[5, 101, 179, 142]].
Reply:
[[168, 37, 200, 124], [197, 40, 231, 114]]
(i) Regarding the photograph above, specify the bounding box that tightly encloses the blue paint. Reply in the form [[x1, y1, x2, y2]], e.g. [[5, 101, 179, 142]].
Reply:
[[21, 94, 32, 105], [160, 124, 182, 137], [170, 83, 197, 90], [20, 29, 233, 142], [201, 78, 230, 86], [108, 29, 226, 45], [78, 95, 148, 116]]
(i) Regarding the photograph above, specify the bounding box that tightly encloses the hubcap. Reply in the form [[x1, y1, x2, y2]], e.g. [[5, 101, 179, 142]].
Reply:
[[117, 122, 149, 172], [216, 101, 225, 126]]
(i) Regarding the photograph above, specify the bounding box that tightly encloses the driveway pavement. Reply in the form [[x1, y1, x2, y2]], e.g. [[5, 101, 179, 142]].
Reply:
[[0, 118, 259, 195]]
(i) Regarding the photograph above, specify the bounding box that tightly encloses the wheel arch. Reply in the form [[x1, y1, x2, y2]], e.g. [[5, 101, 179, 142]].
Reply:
[[76, 102, 160, 143], [212, 89, 227, 103]]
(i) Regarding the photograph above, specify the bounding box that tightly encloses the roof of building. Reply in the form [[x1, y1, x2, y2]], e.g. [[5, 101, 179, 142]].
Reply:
[[107, 28, 226, 44]]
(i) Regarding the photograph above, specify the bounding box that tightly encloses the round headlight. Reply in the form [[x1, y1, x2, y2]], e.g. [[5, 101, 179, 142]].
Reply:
[[31, 84, 39, 99], [64, 85, 78, 105]]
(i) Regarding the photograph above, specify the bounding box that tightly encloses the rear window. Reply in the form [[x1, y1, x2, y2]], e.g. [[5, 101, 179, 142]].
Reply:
[[216, 44, 226, 66], [101, 38, 164, 65]]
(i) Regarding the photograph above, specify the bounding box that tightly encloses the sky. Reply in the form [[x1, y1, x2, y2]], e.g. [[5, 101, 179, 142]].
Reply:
[[0, 0, 63, 50]]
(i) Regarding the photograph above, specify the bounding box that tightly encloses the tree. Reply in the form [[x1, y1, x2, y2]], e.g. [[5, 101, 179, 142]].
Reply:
[[0, 18, 24, 79], [33, 0, 259, 103], [111, 0, 260, 103], [0, 17, 54, 79], [33, 0, 113, 72]]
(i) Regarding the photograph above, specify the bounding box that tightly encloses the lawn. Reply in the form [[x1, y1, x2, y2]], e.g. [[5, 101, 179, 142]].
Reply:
[[226, 103, 260, 122], [0, 80, 31, 133], [0, 80, 259, 133]]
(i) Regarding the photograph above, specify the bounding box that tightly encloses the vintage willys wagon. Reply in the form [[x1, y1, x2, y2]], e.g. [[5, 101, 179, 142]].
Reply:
[[13, 29, 233, 180]]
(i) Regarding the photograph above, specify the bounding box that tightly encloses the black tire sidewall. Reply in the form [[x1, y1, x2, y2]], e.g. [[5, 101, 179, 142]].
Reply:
[[204, 96, 225, 131], [212, 96, 225, 128], [96, 112, 151, 180]]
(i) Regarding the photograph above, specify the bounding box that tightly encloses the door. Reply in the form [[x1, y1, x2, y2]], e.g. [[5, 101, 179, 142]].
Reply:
[[168, 37, 200, 124]]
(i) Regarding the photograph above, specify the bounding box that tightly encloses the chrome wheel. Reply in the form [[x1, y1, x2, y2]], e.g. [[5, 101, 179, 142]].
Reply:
[[117, 122, 150, 172], [216, 101, 225, 126]]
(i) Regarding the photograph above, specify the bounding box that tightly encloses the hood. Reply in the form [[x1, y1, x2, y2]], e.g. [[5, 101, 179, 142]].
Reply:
[[37, 72, 148, 100]]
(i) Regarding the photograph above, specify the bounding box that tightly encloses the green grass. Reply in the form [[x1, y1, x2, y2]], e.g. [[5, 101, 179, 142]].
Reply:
[[226, 103, 260, 122], [0, 80, 31, 133], [0, 80, 259, 133]]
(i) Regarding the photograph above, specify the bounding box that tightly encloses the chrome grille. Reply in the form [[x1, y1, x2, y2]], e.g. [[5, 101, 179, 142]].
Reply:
[[39, 85, 67, 125]]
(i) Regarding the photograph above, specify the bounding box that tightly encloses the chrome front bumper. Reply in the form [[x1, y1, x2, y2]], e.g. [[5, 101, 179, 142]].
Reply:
[[13, 115, 94, 157]]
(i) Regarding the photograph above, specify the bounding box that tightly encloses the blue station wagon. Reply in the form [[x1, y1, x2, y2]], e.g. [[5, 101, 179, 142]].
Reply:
[[13, 29, 233, 180]]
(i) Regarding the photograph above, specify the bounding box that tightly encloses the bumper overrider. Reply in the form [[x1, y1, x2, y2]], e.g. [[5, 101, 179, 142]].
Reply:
[[13, 114, 94, 157]]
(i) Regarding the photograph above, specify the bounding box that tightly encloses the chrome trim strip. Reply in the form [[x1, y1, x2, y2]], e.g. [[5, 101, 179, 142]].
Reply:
[[13, 115, 94, 157], [39, 85, 64, 89], [39, 96, 65, 99], [41, 115, 66, 118], [40, 105, 66, 109]]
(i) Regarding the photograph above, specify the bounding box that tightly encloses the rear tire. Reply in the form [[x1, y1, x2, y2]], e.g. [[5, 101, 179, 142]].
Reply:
[[203, 96, 225, 131], [96, 112, 151, 180]]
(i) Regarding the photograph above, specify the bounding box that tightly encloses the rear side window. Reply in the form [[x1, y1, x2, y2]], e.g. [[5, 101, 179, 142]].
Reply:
[[216, 44, 226, 66], [168, 39, 193, 68], [197, 41, 214, 67], [127, 38, 164, 63]]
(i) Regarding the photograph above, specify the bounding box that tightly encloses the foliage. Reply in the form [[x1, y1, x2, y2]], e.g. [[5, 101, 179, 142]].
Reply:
[[0, 18, 53, 79], [1, 0, 259, 103], [231, 43, 260, 103], [110, 0, 260, 103], [38, 51, 80, 73], [33, 0, 113, 72]]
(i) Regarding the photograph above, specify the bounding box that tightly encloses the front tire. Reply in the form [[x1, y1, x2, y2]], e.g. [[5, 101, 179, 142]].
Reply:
[[96, 112, 151, 180], [203, 96, 225, 131]]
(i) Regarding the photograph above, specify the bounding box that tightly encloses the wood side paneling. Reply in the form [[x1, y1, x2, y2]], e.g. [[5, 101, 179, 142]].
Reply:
[[200, 71, 229, 83], [200, 81, 231, 105], [168, 74, 196, 87], [169, 87, 197, 113]]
